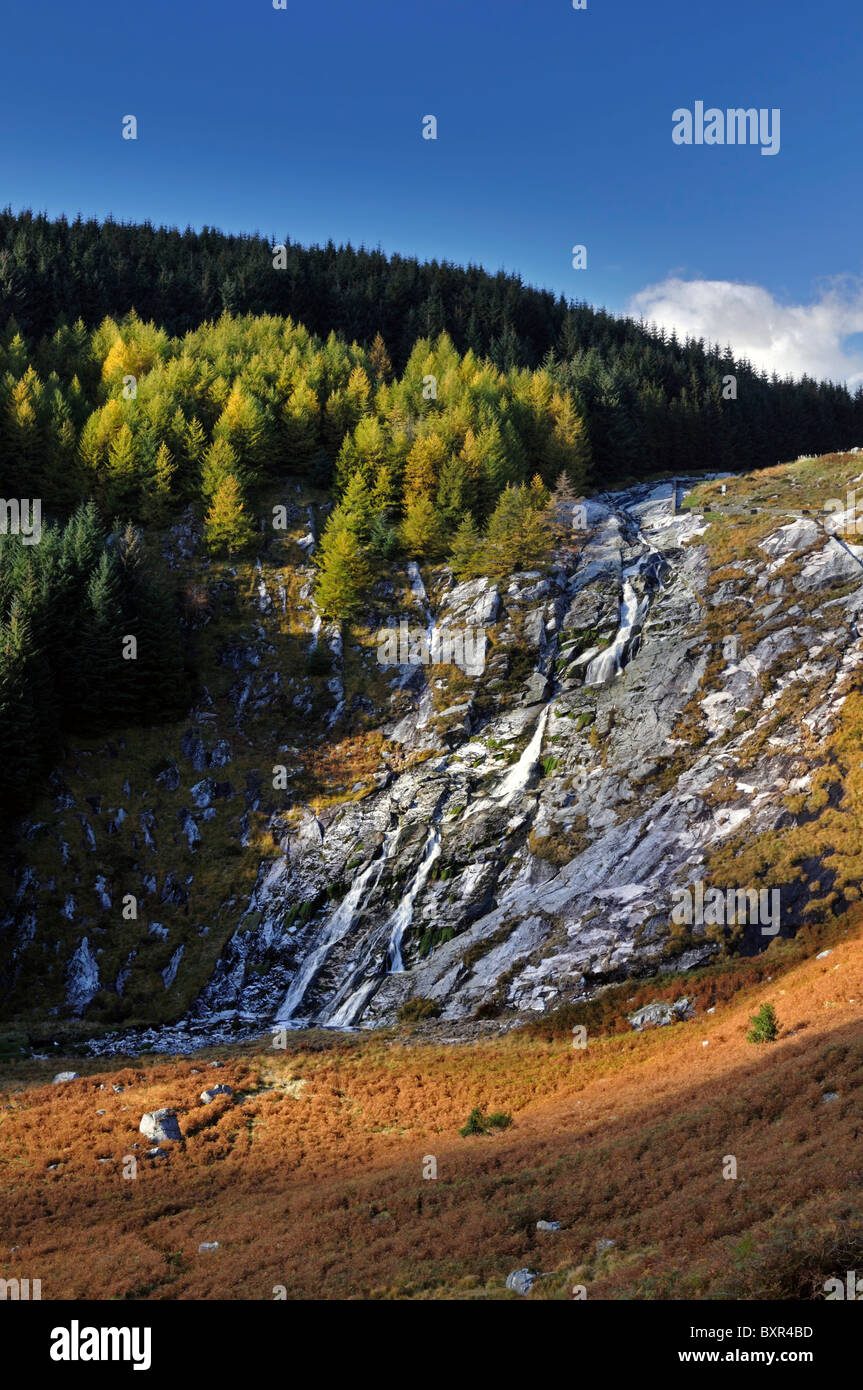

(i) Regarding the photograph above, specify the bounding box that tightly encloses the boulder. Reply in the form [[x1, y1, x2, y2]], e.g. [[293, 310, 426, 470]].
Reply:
[[505, 1268, 538, 1296], [200, 1085, 233, 1104], [627, 998, 694, 1031], [52, 1071, 79, 1084], [139, 1109, 182, 1143]]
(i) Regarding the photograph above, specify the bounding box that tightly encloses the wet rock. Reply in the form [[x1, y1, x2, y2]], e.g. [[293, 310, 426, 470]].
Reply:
[[209, 740, 233, 768], [190, 779, 216, 809], [180, 729, 207, 771]]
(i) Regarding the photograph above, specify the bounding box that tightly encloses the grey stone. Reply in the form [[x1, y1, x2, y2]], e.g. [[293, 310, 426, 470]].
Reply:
[[628, 998, 694, 1031], [200, 1085, 233, 1104], [505, 1268, 538, 1296], [139, 1109, 182, 1143]]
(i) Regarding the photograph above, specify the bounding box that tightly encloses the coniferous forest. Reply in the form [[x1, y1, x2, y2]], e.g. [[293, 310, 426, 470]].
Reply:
[[2, 208, 863, 819]]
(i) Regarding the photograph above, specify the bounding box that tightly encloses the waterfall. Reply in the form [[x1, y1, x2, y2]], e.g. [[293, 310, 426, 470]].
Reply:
[[386, 827, 442, 972], [584, 578, 648, 687], [496, 703, 552, 803], [320, 824, 442, 1027], [274, 828, 398, 1023], [406, 560, 441, 728]]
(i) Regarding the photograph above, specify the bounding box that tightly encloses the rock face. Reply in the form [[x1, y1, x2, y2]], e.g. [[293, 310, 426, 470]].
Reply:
[[8, 471, 863, 1056], [65, 937, 100, 1014], [139, 1109, 182, 1143]]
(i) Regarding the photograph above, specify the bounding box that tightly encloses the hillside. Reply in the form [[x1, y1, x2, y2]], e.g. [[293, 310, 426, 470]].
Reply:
[[5, 451, 863, 1056], [1, 894, 861, 1301]]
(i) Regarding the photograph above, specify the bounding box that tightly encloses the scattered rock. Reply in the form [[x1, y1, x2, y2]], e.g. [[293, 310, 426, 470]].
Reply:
[[139, 1109, 182, 1143], [505, 1268, 538, 1296], [200, 1085, 233, 1104], [627, 998, 693, 1031]]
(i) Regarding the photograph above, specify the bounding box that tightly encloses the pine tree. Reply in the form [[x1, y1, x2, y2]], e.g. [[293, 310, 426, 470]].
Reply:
[[201, 437, 242, 500], [404, 432, 447, 499], [80, 551, 125, 727], [104, 421, 142, 513], [369, 332, 393, 383], [204, 474, 255, 556], [436, 453, 470, 527], [314, 519, 369, 620], [399, 495, 445, 558], [541, 391, 591, 490], [484, 482, 552, 575], [448, 514, 482, 579], [332, 469, 374, 543], [141, 442, 176, 524], [281, 379, 321, 470], [0, 600, 42, 812]]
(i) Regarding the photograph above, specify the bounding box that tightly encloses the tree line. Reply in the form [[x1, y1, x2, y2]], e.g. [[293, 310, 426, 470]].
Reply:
[[2, 207, 862, 490], [0, 504, 189, 828]]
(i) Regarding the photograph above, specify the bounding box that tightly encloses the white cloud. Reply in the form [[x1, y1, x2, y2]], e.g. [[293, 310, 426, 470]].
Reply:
[[626, 276, 863, 389]]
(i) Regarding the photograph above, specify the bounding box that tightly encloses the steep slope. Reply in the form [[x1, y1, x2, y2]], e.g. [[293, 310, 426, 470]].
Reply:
[[4, 453, 863, 1056]]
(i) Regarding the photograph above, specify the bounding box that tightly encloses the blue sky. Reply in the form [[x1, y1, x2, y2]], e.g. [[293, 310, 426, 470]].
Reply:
[[3, 0, 863, 379]]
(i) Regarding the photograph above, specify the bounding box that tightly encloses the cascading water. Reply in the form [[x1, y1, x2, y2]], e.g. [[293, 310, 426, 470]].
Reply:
[[406, 560, 440, 728], [386, 827, 441, 972], [320, 824, 442, 1027], [274, 828, 398, 1023], [461, 700, 552, 823], [495, 702, 552, 803], [584, 578, 647, 686]]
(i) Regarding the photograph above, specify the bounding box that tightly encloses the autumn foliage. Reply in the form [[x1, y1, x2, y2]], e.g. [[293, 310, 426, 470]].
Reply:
[[3, 913, 863, 1301]]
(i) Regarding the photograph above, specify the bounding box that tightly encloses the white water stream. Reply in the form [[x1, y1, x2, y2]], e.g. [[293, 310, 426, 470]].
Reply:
[[274, 828, 398, 1022], [321, 824, 442, 1027]]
